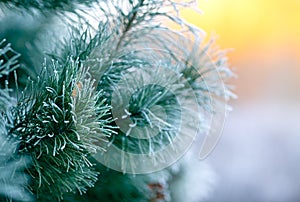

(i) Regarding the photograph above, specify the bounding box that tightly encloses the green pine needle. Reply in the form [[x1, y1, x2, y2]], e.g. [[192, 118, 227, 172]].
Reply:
[[0, 96, 32, 202], [64, 163, 173, 202], [1, 0, 235, 199], [10, 59, 113, 200], [45, 0, 235, 174], [0, 39, 20, 79]]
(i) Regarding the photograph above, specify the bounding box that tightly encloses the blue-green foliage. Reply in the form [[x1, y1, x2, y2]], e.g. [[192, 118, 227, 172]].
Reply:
[[10, 60, 113, 200], [0, 50, 31, 201], [0, 39, 20, 80], [0, 0, 235, 201], [64, 163, 173, 202], [0, 114, 32, 202]]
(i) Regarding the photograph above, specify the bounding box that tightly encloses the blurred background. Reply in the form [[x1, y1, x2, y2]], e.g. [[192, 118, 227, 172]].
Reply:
[[181, 0, 300, 201]]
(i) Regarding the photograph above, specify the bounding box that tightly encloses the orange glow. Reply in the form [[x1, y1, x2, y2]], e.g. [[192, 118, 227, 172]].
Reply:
[[180, 0, 300, 62]]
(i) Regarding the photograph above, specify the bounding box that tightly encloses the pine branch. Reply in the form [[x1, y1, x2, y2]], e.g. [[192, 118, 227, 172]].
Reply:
[[0, 14, 50, 89], [46, 0, 235, 174], [115, 0, 145, 50], [0, 39, 20, 79], [64, 163, 173, 202], [0, 93, 32, 202], [1, 0, 235, 200], [9, 59, 113, 200]]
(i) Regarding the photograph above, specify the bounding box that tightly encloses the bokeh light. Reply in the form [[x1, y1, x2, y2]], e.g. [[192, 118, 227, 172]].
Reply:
[[181, 0, 300, 60]]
